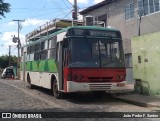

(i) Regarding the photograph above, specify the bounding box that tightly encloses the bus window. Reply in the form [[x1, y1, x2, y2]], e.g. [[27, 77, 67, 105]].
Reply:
[[40, 50, 48, 60], [68, 37, 125, 68], [41, 42, 45, 50], [35, 43, 40, 51], [50, 36, 57, 59], [27, 46, 30, 54], [34, 52, 40, 61], [30, 45, 35, 54]]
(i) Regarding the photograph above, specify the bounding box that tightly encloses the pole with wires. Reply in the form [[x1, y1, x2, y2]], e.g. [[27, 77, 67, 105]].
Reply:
[[73, 0, 78, 20], [13, 19, 25, 79], [8, 45, 11, 66]]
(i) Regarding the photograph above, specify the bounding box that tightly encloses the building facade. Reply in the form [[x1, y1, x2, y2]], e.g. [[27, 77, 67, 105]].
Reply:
[[80, 0, 160, 83]]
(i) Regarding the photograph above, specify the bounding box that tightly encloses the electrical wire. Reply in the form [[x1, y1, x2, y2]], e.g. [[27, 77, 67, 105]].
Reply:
[[145, 16, 160, 31], [12, 7, 70, 10], [49, 0, 71, 19], [63, 10, 72, 19], [62, 0, 72, 10], [11, 46, 17, 53], [66, 0, 74, 7]]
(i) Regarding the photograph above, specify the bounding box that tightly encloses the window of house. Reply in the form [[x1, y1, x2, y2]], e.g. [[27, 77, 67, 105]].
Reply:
[[125, 3, 134, 20], [155, 0, 160, 12], [95, 14, 107, 27], [138, 0, 160, 16]]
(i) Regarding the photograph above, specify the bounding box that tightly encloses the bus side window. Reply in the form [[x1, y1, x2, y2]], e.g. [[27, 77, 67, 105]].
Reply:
[[34, 43, 40, 61], [27, 46, 30, 54], [50, 36, 57, 59], [30, 45, 35, 54]]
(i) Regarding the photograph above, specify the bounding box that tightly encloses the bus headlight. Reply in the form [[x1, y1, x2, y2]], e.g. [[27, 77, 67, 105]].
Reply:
[[116, 75, 125, 79], [73, 75, 78, 80], [68, 75, 83, 81]]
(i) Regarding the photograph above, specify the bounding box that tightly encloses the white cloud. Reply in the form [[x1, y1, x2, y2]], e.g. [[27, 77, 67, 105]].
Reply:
[[22, 18, 49, 27], [69, 0, 88, 4], [1, 32, 25, 46], [94, 0, 104, 4], [0, 32, 25, 56]]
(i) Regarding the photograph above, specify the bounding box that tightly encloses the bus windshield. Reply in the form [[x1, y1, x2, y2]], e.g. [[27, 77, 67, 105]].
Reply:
[[68, 37, 125, 68]]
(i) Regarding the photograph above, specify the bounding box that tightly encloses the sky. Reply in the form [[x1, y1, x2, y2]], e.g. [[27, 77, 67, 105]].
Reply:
[[0, 0, 104, 56]]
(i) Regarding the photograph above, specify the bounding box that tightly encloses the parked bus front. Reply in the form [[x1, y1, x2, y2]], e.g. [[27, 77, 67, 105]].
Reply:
[[63, 27, 126, 93]]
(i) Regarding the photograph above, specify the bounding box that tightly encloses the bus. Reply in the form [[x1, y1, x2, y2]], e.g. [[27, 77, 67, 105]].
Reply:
[[20, 26, 126, 99]]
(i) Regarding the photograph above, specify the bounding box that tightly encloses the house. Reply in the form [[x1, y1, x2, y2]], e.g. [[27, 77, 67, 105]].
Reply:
[[80, 0, 160, 83]]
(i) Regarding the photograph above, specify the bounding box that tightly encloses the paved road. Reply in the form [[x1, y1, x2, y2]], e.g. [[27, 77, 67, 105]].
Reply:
[[0, 79, 159, 121]]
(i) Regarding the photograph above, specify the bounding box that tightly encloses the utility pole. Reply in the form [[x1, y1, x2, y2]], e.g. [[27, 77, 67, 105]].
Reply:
[[138, 13, 142, 36], [13, 19, 25, 79], [73, 0, 78, 20], [8, 45, 11, 66], [138, 0, 144, 36]]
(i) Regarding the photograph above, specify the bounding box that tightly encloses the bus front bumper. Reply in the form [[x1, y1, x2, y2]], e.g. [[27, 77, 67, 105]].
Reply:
[[67, 81, 127, 93]]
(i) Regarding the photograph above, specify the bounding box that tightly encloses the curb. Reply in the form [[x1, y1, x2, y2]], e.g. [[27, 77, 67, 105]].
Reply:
[[114, 94, 160, 108]]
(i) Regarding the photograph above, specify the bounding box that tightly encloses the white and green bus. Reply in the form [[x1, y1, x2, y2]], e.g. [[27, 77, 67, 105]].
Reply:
[[20, 26, 126, 98]]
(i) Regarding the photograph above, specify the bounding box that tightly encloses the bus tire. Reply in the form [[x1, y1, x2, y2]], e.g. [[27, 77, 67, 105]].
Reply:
[[27, 74, 34, 89], [52, 80, 62, 99]]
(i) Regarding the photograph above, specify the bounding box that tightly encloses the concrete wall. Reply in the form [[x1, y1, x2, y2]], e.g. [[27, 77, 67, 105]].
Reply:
[[132, 31, 160, 96], [82, 0, 160, 54], [126, 68, 134, 83]]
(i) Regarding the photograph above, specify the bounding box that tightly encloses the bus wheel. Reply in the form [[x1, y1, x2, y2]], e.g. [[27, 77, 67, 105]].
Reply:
[[27, 75, 34, 89], [53, 80, 61, 99]]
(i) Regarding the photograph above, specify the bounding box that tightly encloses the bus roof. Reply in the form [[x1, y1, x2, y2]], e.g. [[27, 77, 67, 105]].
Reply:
[[66, 26, 120, 32], [23, 26, 120, 47]]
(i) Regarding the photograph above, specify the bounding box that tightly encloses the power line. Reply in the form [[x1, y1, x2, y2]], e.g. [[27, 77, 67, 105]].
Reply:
[[32, 0, 47, 19], [66, 0, 74, 6], [63, 10, 72, 19], [145, 16, 160, 31], [49, 0, 70, 19], [28, 10, 62, 18], [12, 7, 71, 10], [60, 0, 72, 10], [11, 46, 17, 53]]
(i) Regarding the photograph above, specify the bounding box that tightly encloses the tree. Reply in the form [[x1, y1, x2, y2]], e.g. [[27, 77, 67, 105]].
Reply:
[[0, 0, 11, 19], [0, 55, 17, 69]]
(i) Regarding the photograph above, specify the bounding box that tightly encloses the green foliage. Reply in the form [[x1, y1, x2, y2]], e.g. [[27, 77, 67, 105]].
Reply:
[[0, 0, 11, 19], [0, 55, 17, 69]]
